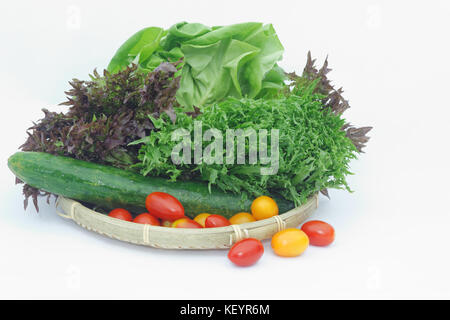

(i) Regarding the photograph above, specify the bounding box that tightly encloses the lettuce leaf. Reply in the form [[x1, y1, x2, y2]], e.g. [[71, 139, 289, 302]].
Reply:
[[134, 93, 359, 206], [107, 22, 286, 108], [107, 27, 166, 74]]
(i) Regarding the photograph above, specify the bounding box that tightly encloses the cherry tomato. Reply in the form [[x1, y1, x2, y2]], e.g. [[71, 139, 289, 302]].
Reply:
[[193, 213, 211, 227], [205, 214, 231, 228], [133, 213, 160, 226], [172, 218, 202, 228], [301, 220, 335, 246], [229, 212, 256, 225], [145, 192, 185, 221], [271, 228, 309, 257], [108, 208, 133, 222], [251, 196, 279, 220], [161, 220, 172, 227], [228, 238, 264, 267]]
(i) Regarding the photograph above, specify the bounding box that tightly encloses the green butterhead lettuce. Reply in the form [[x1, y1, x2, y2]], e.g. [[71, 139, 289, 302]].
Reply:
[[107, 22, 286, 108], [107, 27, 166, 74]]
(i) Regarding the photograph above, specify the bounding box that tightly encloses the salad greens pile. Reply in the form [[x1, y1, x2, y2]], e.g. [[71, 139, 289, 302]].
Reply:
[[107, 22, 286, 108], [17, 22, 371, 210], [18, 63, 181, 209], [131, 52, 371, 205], [20, 63, 180, 169], [133, 93, 357, 206]]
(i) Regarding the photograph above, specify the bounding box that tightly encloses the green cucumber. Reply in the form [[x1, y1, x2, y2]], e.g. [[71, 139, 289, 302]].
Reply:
[[8, 152, 294, 218]]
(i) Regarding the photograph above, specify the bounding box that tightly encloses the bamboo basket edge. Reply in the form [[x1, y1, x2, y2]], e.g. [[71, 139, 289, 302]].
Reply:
[[55, 193, 319, 250]]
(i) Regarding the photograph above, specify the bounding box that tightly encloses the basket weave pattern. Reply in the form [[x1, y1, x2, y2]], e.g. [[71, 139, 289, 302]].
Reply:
[[55, 194, 318, 250]]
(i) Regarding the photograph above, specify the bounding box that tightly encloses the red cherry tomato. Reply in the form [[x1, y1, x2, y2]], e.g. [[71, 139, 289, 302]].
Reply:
[[205, 214, 231, 228], [108, 208, 133, 222], [145, 192, 185, 221], [172, 218, 202, 228], [301, 220, 335, 246], [133, 213, 160, 226], [228, 238, 264, 267]]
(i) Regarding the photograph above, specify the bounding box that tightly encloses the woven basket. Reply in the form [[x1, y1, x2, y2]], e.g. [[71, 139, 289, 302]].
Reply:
[[55, 194, 318, 250]]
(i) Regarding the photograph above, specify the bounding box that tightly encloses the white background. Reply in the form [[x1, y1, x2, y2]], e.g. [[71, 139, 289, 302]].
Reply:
[[1, 0, 449, 299]]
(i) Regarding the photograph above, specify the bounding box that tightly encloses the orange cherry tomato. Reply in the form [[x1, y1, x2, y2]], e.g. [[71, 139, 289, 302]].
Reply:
[[108, 208, 133, 222], [301, 220, 335, 246], [133, 213, 160, 226], [229, 212, 256, 225], [271, 228, 309, 257], [145, 192, 185, 221], [205, 214, 231, 228], [228, 238, 264, 267], [172, 218, 202, 228], [251, 196, 279, 220], [193, 213, 211, 227], [161, 220, 172, 227]]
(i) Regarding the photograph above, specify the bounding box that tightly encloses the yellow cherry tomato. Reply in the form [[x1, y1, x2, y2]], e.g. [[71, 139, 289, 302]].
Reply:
[[171, 218, 202, 228], [251, 196, 279, 220], [229, 212, 256, 225], [193, 213, 211, 227], [271, 228, 309, 257]]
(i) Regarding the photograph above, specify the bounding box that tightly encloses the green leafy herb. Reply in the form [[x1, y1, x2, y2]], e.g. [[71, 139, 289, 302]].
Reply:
[[132, 53, 372, 205], [133, 88, 357, 206]]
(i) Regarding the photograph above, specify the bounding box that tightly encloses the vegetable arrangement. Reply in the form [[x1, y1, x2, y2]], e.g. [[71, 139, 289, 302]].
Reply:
[[8, 21, 371, 263], [132, 93, 358, 206], [104, 190, 335, 266], [8, 151, 294, 217]]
